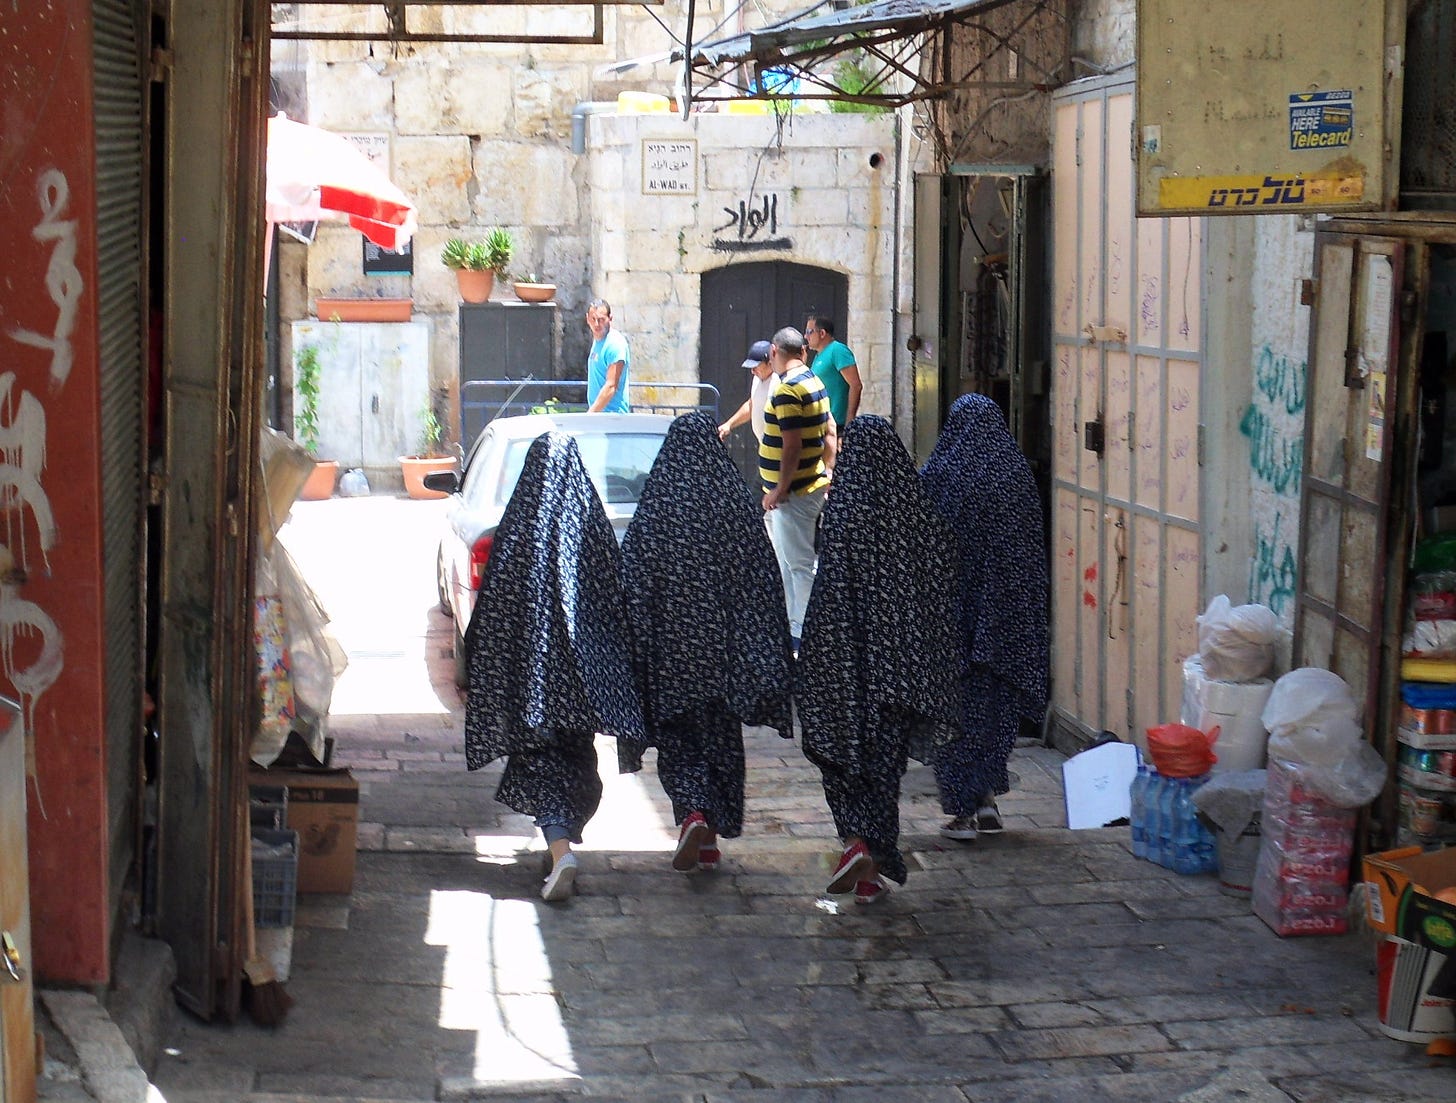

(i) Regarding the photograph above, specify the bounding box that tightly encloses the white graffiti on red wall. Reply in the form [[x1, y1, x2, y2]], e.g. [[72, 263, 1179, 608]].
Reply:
[[1, 167, 71, 745], [9, 169, 82, 388]]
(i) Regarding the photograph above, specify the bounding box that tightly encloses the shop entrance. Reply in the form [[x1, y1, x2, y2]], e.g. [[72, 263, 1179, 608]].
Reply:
[[1301, 218, 1456, 848]]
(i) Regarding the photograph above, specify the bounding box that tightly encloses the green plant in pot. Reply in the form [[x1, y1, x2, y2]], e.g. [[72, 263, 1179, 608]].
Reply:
[[512, 268, 556, 303], [294, 342, 339, 499], [441, 229, 515, 304], [400, 388, 458, 499]]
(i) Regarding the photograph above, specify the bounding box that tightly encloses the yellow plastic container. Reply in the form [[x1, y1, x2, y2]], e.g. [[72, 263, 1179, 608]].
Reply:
[[617, 91, 670, 115], [721, 99, 771, 115]]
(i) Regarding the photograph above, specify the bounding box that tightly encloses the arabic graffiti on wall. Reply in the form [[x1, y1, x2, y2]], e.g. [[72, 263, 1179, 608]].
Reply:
[[1242, 344, 1306, 616], [2, 168, 72, 758], [711, 192, 791, 253]]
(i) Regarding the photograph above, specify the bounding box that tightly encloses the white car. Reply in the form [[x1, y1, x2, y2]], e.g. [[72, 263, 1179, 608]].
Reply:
[[429, 412, 674, 686]]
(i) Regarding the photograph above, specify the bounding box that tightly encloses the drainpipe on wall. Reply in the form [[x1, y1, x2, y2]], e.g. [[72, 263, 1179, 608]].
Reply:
[[571, 102, 618, 155], [890, 108, 904, 430]]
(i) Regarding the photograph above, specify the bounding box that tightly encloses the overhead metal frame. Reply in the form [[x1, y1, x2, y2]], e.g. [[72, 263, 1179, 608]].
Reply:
[[675, 0, 1066, 110], [271, 1, 660, 46]]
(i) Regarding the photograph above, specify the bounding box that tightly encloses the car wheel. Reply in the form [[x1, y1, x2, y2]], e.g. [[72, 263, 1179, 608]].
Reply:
[[436, 544, 451, 615], [453, 627, 469, 689]]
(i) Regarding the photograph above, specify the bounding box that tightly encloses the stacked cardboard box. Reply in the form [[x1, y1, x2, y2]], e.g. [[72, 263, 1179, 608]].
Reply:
[[1252, 757, 1355, 936]]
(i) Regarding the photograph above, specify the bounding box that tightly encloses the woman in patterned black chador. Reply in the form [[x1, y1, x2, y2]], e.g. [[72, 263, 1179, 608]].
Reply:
[[462, 432, 644, 902], [620, 412, 794, 873], [797, 415, 962, 903], [920, 394, 1048, 842]]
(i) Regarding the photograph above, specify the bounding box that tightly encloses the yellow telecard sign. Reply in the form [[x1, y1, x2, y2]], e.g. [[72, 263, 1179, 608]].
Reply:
[[1158, 172, 1366, 212]]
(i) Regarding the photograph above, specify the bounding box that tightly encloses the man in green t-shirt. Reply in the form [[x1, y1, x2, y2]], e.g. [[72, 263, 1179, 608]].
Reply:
[[805, 315, 862, 429]]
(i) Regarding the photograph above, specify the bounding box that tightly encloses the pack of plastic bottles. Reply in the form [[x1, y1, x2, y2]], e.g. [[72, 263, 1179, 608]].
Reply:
[[1130, 764, 1217, 874], [1251, 756, 1355, 936]]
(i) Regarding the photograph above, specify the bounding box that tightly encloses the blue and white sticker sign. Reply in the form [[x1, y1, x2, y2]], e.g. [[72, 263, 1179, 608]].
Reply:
[[1289, 91, 1353, 151]]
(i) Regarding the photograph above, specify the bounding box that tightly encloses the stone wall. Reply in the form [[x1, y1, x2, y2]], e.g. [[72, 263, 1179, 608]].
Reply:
[[585, 111, 900, 416], [272, 0, 910, 448]]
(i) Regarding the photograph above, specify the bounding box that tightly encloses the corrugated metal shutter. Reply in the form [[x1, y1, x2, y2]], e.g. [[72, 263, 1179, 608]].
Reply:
[[92, 0, 146, 910]]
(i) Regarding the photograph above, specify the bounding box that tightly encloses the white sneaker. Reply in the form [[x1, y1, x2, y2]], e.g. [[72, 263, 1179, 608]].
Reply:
[[541, 853, 578, 902], [939, 815, 978, 841]]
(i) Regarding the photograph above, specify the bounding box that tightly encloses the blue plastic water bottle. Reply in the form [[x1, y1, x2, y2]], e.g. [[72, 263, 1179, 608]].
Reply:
[[1155, 770, 1178, 868], [1129, 764, 1150, 859], [1173, 774, 1218, 874]]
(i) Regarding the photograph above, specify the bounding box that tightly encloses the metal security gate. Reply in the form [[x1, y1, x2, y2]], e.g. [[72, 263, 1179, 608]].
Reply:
[[94, 0, 148, 951], [1048, 77, 1206, 751]]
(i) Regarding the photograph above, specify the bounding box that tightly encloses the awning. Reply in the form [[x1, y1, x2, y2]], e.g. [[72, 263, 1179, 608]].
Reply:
[[675, 0, 1059, 109]]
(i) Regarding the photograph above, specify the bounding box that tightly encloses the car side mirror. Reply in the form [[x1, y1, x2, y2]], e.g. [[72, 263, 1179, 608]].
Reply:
[[422, 471, 459, 494]]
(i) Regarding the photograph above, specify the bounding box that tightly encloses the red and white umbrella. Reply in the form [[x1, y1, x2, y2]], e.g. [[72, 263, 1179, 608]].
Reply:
[[265, 113, 418, 251]]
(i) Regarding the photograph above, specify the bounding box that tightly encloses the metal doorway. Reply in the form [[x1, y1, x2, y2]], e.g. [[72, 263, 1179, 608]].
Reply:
[[1048, 77, 1207, 753], [699, 261, 847, 485]]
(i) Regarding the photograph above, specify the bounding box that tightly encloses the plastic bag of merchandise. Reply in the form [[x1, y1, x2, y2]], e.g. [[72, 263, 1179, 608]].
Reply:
[[1197, 594, 1278, 681], [338, 467, 371, 497], [1146, 722, 1219, 777], [249, 541, 348, 767], [1260, 668, 1387, 807]]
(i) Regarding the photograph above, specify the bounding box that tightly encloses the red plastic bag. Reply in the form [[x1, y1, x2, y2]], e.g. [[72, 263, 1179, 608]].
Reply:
[[1146, 722, 1220, 777]]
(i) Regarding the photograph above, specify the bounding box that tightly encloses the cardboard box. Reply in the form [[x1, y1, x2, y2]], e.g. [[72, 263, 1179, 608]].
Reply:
[[1363, 845, 1456, 953], [249, 767, 359, 894]]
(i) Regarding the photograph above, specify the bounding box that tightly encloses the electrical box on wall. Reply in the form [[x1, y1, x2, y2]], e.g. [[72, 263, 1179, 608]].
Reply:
[[1134, 0, 1403, 216]]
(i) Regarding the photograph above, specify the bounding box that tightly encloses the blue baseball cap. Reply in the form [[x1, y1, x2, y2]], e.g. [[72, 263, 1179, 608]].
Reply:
[[741, 339, 772, 368]]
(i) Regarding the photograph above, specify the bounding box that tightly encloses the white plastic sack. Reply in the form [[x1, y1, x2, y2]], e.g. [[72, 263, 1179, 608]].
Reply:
[[1197, 594, 1278, 681], [1260, 667, 1359, 737], [1260, 667, 1385, 808], [1402, 618, 1456, 658], [1268, 747, 1387, 810], [338, 467, 371, 497]]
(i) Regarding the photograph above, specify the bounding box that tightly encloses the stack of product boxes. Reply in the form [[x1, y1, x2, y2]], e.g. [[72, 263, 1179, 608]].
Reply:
[[1252, 757, 1356, 936], [1396, 688, 1456, 847]]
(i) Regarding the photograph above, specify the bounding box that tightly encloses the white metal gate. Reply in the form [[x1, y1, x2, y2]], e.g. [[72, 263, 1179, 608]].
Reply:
[[1049, 77, 1207, 750]]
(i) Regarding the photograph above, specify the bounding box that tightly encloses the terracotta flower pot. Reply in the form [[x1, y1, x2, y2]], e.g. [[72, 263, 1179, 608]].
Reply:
[[299, 459, 340, 501], [399, 455, 458, 500], [513, 282, 556, 303], [455, 269, 495, 304], [314, 297, 413, 322]]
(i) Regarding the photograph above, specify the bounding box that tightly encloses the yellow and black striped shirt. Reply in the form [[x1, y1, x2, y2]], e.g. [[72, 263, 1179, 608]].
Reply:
[[759, 366, 831, 495]]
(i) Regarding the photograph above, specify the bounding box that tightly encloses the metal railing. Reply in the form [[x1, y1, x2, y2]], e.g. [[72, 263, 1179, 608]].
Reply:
[[459, 377, 720, 444]]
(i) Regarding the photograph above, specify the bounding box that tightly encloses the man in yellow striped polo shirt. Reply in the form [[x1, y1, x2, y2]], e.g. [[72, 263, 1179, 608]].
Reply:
[[759, 326, 831, 649]]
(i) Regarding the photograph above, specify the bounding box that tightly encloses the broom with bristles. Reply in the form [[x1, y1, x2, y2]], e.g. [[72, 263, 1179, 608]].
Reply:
[[242, 826, 293, 1026]]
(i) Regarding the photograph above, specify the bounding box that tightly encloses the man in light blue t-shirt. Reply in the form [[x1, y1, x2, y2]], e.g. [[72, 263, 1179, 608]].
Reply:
[[586, 299, 631, 413]]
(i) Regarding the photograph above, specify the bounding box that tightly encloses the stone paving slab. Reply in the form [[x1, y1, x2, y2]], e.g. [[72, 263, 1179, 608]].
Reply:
[[136, 497, 1456, 1103]]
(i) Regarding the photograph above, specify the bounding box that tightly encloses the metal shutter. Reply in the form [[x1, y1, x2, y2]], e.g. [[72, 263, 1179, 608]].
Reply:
[[92, 0, 147, 912]]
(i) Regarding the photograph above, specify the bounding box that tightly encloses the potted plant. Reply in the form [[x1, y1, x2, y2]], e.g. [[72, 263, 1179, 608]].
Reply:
[[399, 390, 458, 499], [512, 270, 556, 303], [441, 228, 515, 304], [294, 342, 339, 500]]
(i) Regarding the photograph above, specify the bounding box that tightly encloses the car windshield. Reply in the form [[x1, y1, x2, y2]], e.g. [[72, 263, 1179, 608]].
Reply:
[[496, 432, 666, 507]]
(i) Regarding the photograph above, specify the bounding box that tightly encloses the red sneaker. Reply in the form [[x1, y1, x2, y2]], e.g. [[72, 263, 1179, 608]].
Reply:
[[854, 878, 887, 906], [826, 841, 872, 894], [672, 812, 709, 872], [696, 846, 721, 872]]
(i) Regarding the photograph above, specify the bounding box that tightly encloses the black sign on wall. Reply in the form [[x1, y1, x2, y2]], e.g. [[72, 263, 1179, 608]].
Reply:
[[363, 235, 413, 275]]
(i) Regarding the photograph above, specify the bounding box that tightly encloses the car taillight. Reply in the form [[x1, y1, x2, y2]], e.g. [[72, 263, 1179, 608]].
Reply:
[[468, 534, 494, 590]]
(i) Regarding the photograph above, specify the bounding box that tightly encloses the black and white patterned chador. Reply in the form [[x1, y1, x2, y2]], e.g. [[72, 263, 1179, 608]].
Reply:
[[463, 431, 644, 840], [920, 393, 1049, 811], [620, 412, 793, 835], [797, 415, 962, 884]]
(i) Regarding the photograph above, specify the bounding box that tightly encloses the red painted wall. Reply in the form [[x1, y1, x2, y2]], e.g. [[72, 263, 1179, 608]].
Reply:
[[0, 1, 112, 984]]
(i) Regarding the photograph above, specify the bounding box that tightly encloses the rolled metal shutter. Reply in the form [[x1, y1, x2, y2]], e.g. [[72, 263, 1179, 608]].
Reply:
[[92, 0, 147, 912]]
